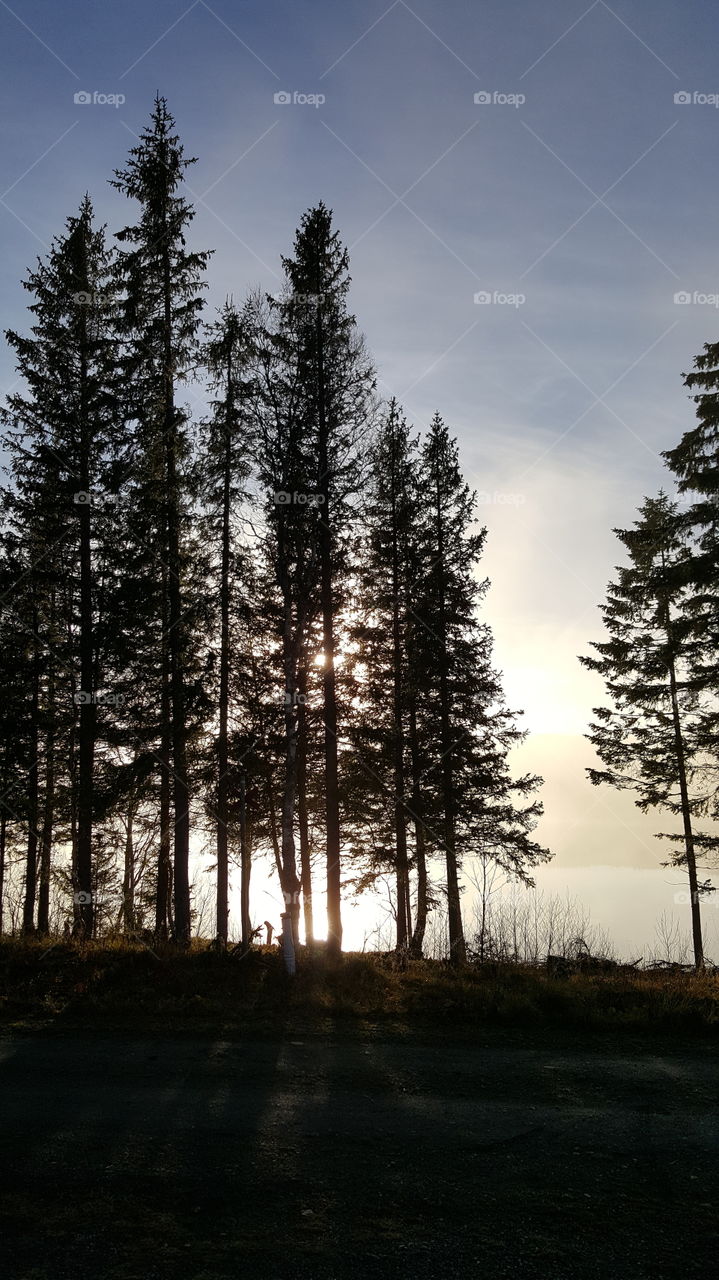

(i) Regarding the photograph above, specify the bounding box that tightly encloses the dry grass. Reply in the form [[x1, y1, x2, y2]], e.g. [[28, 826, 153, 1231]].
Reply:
[[0, 937, 717, 1034]]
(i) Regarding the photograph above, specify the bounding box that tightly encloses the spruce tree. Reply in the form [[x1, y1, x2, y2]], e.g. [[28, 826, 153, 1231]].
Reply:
[[111, 97, 211, 946], [663, 346, 719, 799], [412, 415, 547, 962], [580, 493, 715, 969], [201, 300, 252, 945], [0, 545, 34, 931], [279, 204, 375, 955], [414, 415, 479, 962], [352, 400, 420, 949], [2, 197, 122, 937], [663, 344, 719, 694], [0, 529, 44, 934], [250, 288, 321, 966]]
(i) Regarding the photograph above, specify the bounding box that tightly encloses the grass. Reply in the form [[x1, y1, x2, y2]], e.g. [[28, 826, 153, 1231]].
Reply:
[[0, 937, 718, 1035]]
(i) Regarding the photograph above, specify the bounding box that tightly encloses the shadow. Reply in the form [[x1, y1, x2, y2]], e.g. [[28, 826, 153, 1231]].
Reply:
[[0, 958, 292, 1279], [1, 961, 718, 1278]]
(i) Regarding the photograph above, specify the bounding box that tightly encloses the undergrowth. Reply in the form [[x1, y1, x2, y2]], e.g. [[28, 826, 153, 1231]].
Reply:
[[0, 938, 717, 1035]]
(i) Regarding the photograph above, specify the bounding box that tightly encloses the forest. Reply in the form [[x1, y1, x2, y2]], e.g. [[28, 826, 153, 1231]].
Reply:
[[0, 97, 717, 973]]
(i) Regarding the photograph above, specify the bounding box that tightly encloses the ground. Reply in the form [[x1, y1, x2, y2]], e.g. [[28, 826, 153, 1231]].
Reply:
[[1, 1019, 717, 1280]]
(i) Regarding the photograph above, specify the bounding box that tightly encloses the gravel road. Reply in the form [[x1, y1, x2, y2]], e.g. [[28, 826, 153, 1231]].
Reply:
[[1, 1028, 717, 1279]]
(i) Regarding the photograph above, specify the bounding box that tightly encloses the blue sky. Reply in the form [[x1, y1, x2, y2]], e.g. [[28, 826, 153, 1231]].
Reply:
[[1, 1, 718, 921]]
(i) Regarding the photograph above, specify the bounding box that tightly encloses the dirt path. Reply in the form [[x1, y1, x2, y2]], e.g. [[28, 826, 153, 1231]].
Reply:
[[1, 1027, 717, 1278]]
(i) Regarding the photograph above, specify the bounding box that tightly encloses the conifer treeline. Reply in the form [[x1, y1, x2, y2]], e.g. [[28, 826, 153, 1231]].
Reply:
[[0, 98, 549, 960]]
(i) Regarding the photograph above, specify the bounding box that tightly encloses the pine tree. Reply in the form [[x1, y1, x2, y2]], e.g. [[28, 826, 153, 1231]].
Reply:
[[2, 197, 123, 937], [412, 415, 547, 962], [111, 97, 211, 946], [0, 530, 44, 934], [413, 416, 480, 962], [663, 346, 719, 807], [352, 400, 420, 949], [0, 546, 33, 932], [279, 204, 375, 956], [201, 300, 253, 946], [663, 343, 719, 695], [228, 564, 288, 949], [250, 288, 322, 967], [580, 493, 716, 969]]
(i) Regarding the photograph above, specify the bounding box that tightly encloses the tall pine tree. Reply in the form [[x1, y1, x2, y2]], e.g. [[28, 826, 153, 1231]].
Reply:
[[580, 493, 716, 969], [201, 300, 253, 945], [2, 197, 123, 936], [111, 98, 211, 946], [279, 204, 375, 955]]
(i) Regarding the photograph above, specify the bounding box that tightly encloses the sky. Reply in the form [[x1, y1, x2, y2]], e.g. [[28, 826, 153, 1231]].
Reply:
[[1, 0, 718, 954]]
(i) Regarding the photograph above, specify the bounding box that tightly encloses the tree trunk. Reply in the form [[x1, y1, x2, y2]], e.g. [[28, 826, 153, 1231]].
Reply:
[[408, 690, 427, 957], [161, 226, 191, 949], [296, 664, 314, 944], [37, 786, 54, 935], [315, 302, 342, 957], [37, 620, 55, 936], [0, 808, 6, 936], [240, 772, 252, 950], [666, 644, 704, 969], [265, 777, 283, 886], [22, 610, 40, 935], [76, 366, 96, 939], [389, 434, 410, 949], [122, 800, 135, 933], [216, 403, 232, 947], [434, 473, 466, 964], [280, 590, 302, 967], [156, 587, 172, 943]]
